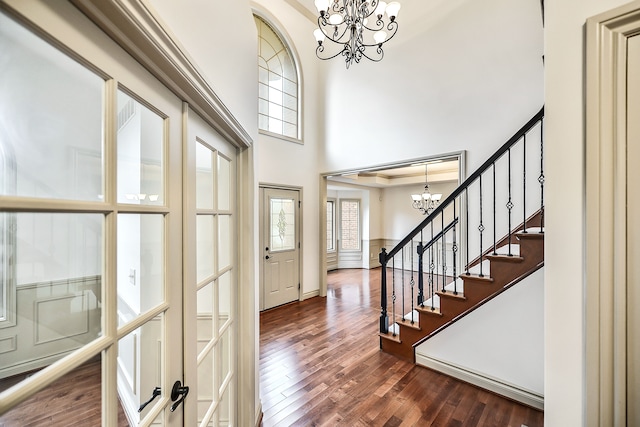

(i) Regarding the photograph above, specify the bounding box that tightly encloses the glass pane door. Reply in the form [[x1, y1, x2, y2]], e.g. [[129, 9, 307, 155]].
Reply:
[[185, 111, 237, 427], [0, 5, 184, 426]]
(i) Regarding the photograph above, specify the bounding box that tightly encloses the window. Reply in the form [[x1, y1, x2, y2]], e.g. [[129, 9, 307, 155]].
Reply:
[[327, 199, 336, 252], [340, 200, 360, 251], [254, 15, 299, 141]]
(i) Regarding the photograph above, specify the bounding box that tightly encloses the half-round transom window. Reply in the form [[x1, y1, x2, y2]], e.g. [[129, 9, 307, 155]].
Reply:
[[254, 15, 299, 141]]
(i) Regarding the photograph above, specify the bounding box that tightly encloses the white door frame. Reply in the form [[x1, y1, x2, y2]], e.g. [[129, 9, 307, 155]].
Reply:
[[586, 2, 640, 425], [259, 184, 303, 311]]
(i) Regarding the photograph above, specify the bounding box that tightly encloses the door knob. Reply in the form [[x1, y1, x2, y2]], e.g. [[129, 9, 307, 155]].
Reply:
[[265, 255, 270, 260], [170, 380, 189, 412]]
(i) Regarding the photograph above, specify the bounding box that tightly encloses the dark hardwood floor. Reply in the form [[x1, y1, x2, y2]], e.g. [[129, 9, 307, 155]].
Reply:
[[259, 268, 543, 427], [0, 358, 129, 426]]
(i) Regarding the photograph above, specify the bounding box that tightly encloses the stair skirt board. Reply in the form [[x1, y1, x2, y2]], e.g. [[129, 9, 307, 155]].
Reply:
[[415, 353, 544, 410]]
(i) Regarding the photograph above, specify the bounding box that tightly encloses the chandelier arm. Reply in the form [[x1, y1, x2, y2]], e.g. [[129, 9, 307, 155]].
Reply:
[[316, 43, 349, 61], [358, 44, 384, 62], [359, 21, 399, 47]]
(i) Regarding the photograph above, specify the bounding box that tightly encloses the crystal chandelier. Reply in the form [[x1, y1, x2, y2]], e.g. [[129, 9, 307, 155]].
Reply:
[[312, 0, 401, 69], [411, 164, 442, 215]]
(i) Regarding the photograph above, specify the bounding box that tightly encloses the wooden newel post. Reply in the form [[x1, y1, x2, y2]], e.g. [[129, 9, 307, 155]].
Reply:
[[379, 248, 388, 335]]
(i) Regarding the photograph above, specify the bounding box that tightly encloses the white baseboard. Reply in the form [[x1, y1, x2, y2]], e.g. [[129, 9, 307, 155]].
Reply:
[[302, 290, 319, 300], [415, 353, 544, 410]]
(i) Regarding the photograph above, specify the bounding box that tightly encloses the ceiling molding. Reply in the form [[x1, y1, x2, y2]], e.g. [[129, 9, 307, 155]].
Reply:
[[283, 0, 317, 23]]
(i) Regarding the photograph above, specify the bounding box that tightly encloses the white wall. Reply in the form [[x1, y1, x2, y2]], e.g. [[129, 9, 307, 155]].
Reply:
[[544, 0, 632, 425], [416, 268, 544, 403], [321, 0, 544, 174], [251, 0, 324, 296]]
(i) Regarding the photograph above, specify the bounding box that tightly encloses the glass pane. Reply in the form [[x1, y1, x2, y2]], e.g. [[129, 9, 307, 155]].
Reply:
[[341, 200, 360, 250], [270, 198, 295, 251], [218, 215, 231, 271], [197, 346, 214, 426], [0, 13, 104, 201], [327, 201, 335, 251], [0, 357, 106, 426], [196, 142, 214, 210], [117, 214, 164, 320], [219, 326, 231, 385], [217, 154, 231, 211], [197, 280, 215, 342], [117, 90, 164, 205], [0, 213, 102, 383], [117, 316, 164, 425], [197, 215, 215, 282], [218, 271, 231, 325], [219, 382, 232, 427]]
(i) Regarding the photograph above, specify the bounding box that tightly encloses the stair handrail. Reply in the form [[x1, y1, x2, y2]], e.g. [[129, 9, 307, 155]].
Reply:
[[379, 106, 544, 335], [380, 107, 544, 263]]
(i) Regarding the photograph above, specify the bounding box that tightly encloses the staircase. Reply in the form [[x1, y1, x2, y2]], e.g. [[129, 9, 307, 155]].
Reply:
[[378, 108, 545, 362]]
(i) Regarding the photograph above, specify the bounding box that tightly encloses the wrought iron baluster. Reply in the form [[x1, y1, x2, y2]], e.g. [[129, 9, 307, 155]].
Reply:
[[391, 257, 396, 336], [379, 249, 388, 334], [493, 162, 497, 255], [401, 247, 405, 322], [441, 213, 446, 293], [452, 199, 458, 295], [410, 240, 415, 324], [523, 133, 528, 233], [465, 187, 469, 274], [507, 147, 513, 256], [478, 174, 485, 277], [539, 119, 545, 232], [429, 220, 435, 309]]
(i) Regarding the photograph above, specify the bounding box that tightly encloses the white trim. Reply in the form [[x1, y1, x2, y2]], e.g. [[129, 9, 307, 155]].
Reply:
[[302, 290, 320, 300], [585, 2, 640, 425], [415, 353, 544, 410]]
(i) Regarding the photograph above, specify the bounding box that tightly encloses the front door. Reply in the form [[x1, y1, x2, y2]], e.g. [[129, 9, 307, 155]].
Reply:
[[260, 187, 300, 310]]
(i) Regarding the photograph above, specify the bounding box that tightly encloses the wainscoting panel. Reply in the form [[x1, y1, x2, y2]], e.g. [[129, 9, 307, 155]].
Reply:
[[0, 276, 101, 379]]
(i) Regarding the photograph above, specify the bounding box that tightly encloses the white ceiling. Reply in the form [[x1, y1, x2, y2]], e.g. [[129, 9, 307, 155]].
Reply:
[[327, 159, 459, 189]]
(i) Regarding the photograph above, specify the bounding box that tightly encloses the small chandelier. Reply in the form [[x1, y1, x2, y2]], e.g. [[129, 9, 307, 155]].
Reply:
[[312, 0, 401, 69], [411, 164, 442, 215]]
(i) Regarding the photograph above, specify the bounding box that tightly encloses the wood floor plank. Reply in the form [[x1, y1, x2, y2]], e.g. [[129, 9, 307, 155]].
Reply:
[[260, 268, 544, 427]]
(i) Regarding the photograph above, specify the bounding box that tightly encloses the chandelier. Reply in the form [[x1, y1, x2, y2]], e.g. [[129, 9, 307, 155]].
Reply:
[[312, 0, 401, 69], [411, 164, 442, 215]]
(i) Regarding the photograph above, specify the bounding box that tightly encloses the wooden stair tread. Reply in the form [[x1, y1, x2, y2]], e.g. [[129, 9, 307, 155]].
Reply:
[[485, 254, 525, 263], [396, 318, 421, 330], [436, 290, 466, 301], [416, 305, 443, 316], [460, 273, 493, 282], [516, 231, 544, 240], [378, 331, 401, 343]]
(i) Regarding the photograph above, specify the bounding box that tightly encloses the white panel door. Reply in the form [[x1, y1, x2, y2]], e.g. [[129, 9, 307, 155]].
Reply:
[[262, 188, 300, 310]]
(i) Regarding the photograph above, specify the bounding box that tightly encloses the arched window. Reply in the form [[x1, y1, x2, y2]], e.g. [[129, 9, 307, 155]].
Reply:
[[254, 15, 300, 141]]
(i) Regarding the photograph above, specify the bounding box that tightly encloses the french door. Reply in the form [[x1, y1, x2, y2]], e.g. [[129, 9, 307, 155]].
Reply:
[[0, 2, 237, 425]]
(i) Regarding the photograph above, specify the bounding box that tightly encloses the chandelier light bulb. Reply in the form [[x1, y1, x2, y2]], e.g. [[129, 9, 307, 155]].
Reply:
[[373, 30, 387, 44], [328, 13, 344, 25], [385, 2, 401, 20], [314, 0, 330, 13], [313, 28, 326, 43], [374, 1, 387, 17]]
